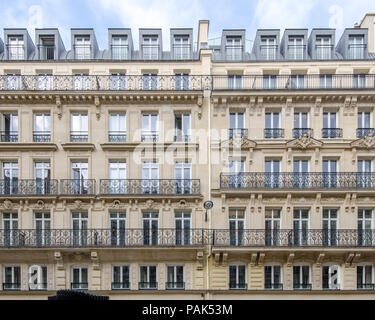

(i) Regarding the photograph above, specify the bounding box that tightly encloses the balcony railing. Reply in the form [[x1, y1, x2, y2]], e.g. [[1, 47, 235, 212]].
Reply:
[[229, 282, 248, 290], [357, 283, 375, 290], [141, 132, 158, 142], [293, 283, 312, 290], [29, 283, 48, 291], [2, 283, 21, 290], [264, 283, 283, 290], [322, 128, 343, 138], [70, 131, 88, 142], [33, 131, 51, 142], [229, 128, 248, 139], [166, 282, 185, 290], [264, 128, 284, 139], [71, 282, 88, 290], [112, 282, 130, 290], [220, 172, 375, 190], [0, 179, 59, 196], [108, 131, 126, 142], [99, 179, 201, 195], [139, 282, 158, 290], [357, 128, 375, 138], [60, 179, 96, 195], [293, 128, 313, 139], [1, 131, 18, 142]]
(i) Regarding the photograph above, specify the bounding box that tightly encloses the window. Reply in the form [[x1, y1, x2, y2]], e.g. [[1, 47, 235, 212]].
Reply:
[[5, 72, 21, 90], [109, 161, 126, 194], [28, 265, 47, 290], [2, 213, 18, 246], [112, 36, 128, 60], [293, 265, 311, 289], [357, 264, 374, 290], [174, 162, 192, 194], [34, 212, 51, 246], [293, 112, 310, 138], [320, 74, 333, 89], [229, 112, 245, 138], [228, 74, 242, 89], [358, 111, 372, 131], [263, 75, 277, 89], [8, 36, 24, 60], [1, 113, 18, 142], [142, 36, 159, 60], [34, 162, 51, 195], [291, 74, 305, 89], [2, 162, 18, 195], [323, 264, 340, 290], [358, 209, 373, 246], [71, 113, 88, 142], [349, 35, 365, 59], [293, 209, 309, 246], [174, 113, 190, 142], [37, 72, 53, 90], [109, 113, 126, 142], [288, 36, 304, 60], [39, 37, 55, 60], [174, 73, 189, 90], [175, 211, 191, 245], [142, 212, 158, 245], [229, 160, 245, 188], [229, 265, 247, 289], [322, 111, 341, 138], [166, 266, 184, 289], [110, 72, 126, 90], [71, 266, 88, 290], [264, 264, 282, 289], [265, 160, 280, 188], [323, 159, 338, 188], [73, 72, 89, 90], [229, 209, 245, 246], [34, 113, 51, 142], [226, 36, 242, 61], [74, 36, 91, 59], [174, 36, 190, 59], [260, 36, 277, 60], [139, 265, 157, 289], [112, 265, 129, 289], [265, 209, 281, 246], [353, 74, 366, 88], [293, 159, 309, 188], [71, 162, 89, 194], [265, 112, 282, 138], [71, 212, 88, 246], [110, 211, 126, 246], [323, 209, 338, 246], [316, 36, 332, 59], [142, 73, 158, 90], [3, 266, 21, 290], [142, 162, 159, 194], [357, 159, 373, 188], [141, 114, 158, 142]]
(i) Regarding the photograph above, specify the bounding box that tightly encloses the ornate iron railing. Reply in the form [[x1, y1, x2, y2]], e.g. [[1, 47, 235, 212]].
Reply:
[[139, 282, 158, 289], [357, 128, 375, 138], [70, 131, 88, 142], [220, 172, 375, 189], [33, 131, 51, 142], [141, 132, 158, 142], [0, 131, 18, 142], [357, 283, 375, 290], [0, 75, 211, 91], [108, 131, 126, 142], [99, 179, 201, 195], [264, 128, 284, 138], [229, 283, 248, 290], [174, 134, 191, 142], [229, 128, 248, 139], [0, 179, 59, 196], [165, 282, 185, 290], [322, 128, 343, 138], [112, 282, 130, 290], [264, 283, 283, 290], [60, 179, 96, 195], [71, 282, 89, 290], [293, 128, 313, 139]]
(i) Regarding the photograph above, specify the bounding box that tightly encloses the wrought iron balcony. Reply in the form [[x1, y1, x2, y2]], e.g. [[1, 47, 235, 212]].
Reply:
[[264, 128, 284, 139], [220, 172, 375, 190], [357, 128, 375, 138], [139, 282, 158, 290], [322, 128, 343, 138], [229, 283, 248, 290], [174, 134, 191, 142], [229, 128, 248, 139], [108, 131, 126, 142], [293, 128, 313, 139], [293, 283, 312, 290], [1, 131, 18, 142], [70, 131, 88, 142], [264, 283, 283, 290], [166, 282, 185, 290], [112, 282, 130, 290], [357, 283, 375, 290], [99, 179, 200, 195], [0, 179, 59, 196], [60, 179, 96, 195], [33, 131, 51, 142], [141, 132, 158, 142], [2, 283, 21, 290]]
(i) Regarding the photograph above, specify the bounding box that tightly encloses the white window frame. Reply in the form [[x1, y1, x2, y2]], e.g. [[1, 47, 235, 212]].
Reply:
[[71, 266, 88, 290]]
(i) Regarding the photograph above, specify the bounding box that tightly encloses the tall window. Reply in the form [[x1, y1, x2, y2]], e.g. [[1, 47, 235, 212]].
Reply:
[[109, 113, 126, 142], [293, 159, 309, 188], [142, 73, 158, 90], [174, 113, 190, 142], [316, 36, 332, 59], [229, 112, 245, 138], [109, 161, 126, 193], [293, 209, 309, 246], [349, 35, 365, 59], [73, 72, 89, 90], [28, 265, 47, 290], [264, 265, 282, 289], [293, 265, 311, 290], [293, 112, 310, 138], [260, 36, 277, 60], [139, 265, 157, 289], [142, 212, 158, 245], [71, 266, 88, 290], [35, 162, 51, 195], [229, 265, 247, 289], [142, 162, 159, 194], [2, 162, 18, 195], [71, 212, 88, 246], [288, 36, 304, 60], [110, 72, 126, 90], [265, 112, 282, 138], [174, 73, 189, 90], [110, 211, 126, 246], [39, 37, 55, 60], [357, 159, 372, 188], [36, 72, 53, 90], [74, 36, 91, 59], [174, 36, 190, 59], [3, 266, 21, 290], [357, 264, 374, 289], [322, 264, 340, 290], [1, 113, 18, 142], [166, 266, 184, 289], [228, 74, 242, 89], [265, 209, 281, 246], [358, 209, 373, 246], [71, 113, 88, 142], [322, 209, 338, 246], [141, 113, 158, 142], [322, 111, 340, 138], [174, 162, 191, 194], [71, 161, 89, 194], [2, 213, 18, 246], [175, 211, 191, 245], [229, 160, 245, 188], [8, 36, 24, 60], [357, 111, 373, 136], [112, 265, 129, 289], [226, 36, 242, 61], [34, 212, 50, 246], [34, 113, 51, 142], [263, 75, 277, 89], [229, 208, 245, 246], [353, 74, 366, 88], [112, 36, 128, 60], [323, 159, 338, 188], [265, 160, 280, 188], [142, 36, 159, 60]]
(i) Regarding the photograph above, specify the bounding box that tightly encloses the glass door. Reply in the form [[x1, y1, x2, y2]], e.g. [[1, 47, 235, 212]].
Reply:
[[293, 209, 309, 246], [2, 213, 18, 246], [293, 160, 309, 188], [34, 212, 50, 246], [71, 212, 88, 246], [2, 162, 18, 194], [142, 212, 158, 245], [109, 161, 126, 193], [110, 211, 126, 246], [358, 209, 373, 246], [35, 162, 51, 194], [174, 162, 191, 194], [323, 160, 337, 188], [265, 209, 281, 246], [142, 162, 159, 194], [322, 209, 338, 246], [265, 160, 280, 188], [229, 209, 245, 246], [71, 162, 88, 194], [175, 211, 191, 245]]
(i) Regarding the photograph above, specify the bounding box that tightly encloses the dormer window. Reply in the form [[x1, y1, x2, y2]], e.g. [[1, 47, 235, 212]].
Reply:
[[39, 37, 55, 60], [142, 36, 159, 60], [316, 36, 332, 59], [288, 36, 304, 60], [112, 36, 128, 60], [226, 36, 242, 61], [173, 35, 190, 60], [260, 36, 277, 60], [8, 36, 24, 60], [74, 36, 91, 59], [349, 35, 365, 59]]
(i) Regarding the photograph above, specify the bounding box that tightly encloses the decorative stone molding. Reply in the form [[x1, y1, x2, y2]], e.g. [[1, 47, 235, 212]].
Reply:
[[351, 135, 375, 149], [287, 253, 295, 267], [286, 135, 323, 150], [345, 253, 355, 267], [56, 96, 62, 119], [250, 253, 258, 267], [196, 251, 204, 270], [94, 96, 101, 119], [316, 253, 325, 267], [54, 251, 64, 270], [91, 251, 101, 270]]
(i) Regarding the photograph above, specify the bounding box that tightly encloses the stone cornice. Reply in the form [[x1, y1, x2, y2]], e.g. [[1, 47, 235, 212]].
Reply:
[[0, 143, 58, 151]]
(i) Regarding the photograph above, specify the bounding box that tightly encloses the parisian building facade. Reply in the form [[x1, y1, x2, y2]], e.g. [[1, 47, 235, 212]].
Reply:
[[0, 13, 375, 300]]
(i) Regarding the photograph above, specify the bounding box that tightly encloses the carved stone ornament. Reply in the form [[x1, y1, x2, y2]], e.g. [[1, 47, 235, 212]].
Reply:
[[221, 137, 257, 150], [146, 199, 154, 208], [286, 135, 323, 150], [3, 199, 13, 209], [178, 199, 187, 208], [36, 200, 45, 210], [351, 135, 375, 149], [74, 200, 83, 209]]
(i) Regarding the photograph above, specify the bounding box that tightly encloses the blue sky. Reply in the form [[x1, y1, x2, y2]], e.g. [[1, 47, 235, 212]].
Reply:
[[0, 0, 374, 50]]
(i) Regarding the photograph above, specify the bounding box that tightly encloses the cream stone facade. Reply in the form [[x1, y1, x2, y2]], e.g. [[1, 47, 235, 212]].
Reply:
[[1, 15, 375, 299]]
